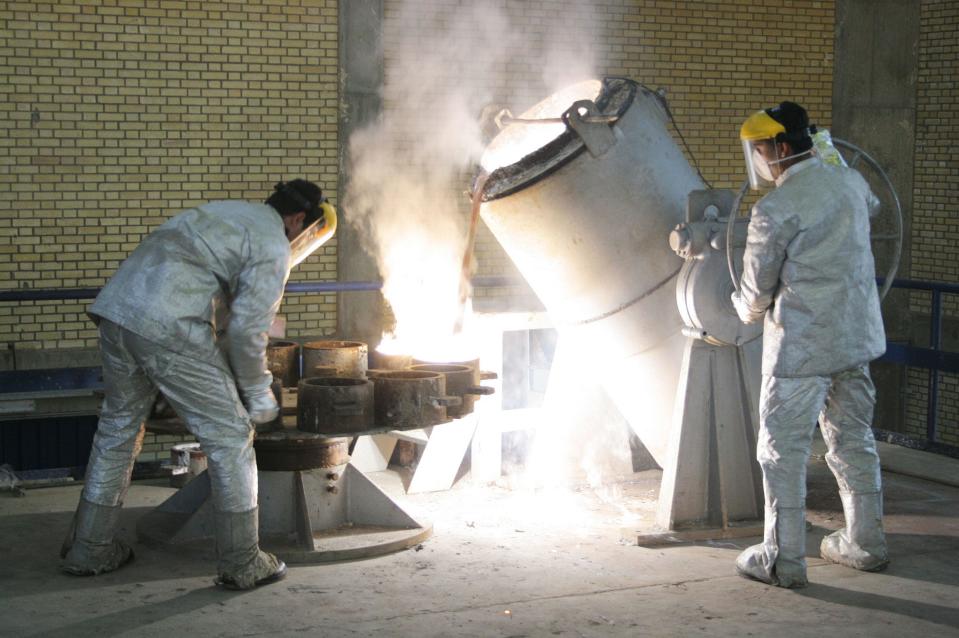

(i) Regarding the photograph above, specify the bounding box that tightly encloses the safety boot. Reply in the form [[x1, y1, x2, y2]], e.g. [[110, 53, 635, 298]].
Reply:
[[60, 497, 134, 576], [213, 507, 287, 590], [820, 491, 888, 572], [736, 507, 808, 588]]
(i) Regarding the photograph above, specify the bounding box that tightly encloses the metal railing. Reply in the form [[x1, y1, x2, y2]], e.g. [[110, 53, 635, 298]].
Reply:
[[875, 278, 959, 457], [4, 276, 957, 457], [0, 276, 522, 302]]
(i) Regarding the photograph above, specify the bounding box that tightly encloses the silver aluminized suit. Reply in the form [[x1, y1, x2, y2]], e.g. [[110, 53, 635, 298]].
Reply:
[[59, 199, 297, 587], [732, 156, 889, 587], [84, 201, 290, 512]]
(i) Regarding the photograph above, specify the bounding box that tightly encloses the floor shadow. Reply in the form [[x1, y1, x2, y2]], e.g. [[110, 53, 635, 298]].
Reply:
[[871, 532, 959, 588], [24, 585, 239, 638], [797, 582, 959, 630], [0, 507, 217, 598]]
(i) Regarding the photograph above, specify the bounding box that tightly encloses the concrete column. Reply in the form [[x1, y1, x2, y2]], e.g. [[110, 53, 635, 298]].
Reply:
[[833, 0, 920, 432], [336, 0, 385, 344]]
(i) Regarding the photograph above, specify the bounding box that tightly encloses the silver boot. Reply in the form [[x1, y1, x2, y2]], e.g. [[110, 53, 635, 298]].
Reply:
[[213, 507, 287, 590], [736, 507, 808, 588], [821, 491, 888, 571], [60, 497, 134, 576]]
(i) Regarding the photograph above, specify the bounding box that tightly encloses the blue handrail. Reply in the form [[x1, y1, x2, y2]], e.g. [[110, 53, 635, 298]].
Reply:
[[875, 277, 958, 454], [0, 276, 523, 302]]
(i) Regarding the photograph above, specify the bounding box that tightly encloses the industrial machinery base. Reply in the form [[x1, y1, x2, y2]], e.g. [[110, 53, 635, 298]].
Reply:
[[136, 463, 432, 564]]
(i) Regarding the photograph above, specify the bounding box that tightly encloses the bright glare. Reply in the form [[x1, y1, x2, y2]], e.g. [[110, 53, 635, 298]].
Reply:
[[376, 233, 480, 362], [370, 77, 644, 528], [378, 322, 480, 364]]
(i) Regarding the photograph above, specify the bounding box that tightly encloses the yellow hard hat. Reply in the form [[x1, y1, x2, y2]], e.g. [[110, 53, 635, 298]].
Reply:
[[740, 110, 786, 142]]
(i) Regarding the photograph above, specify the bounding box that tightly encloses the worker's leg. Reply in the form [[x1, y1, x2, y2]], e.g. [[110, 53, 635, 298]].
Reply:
[[61, 320, 152, 575], [141, 338, 285, 589], [736, 374, 829, 588], [819, 364, 888, 571]]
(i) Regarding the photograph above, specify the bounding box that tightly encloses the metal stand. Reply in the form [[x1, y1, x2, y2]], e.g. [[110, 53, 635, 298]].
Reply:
[[349, 413, 480, 494], [137, 462, 432, 564], [138, 424, 431, 563], [627, 189, 766, 545], [639, 337, 764, 544]]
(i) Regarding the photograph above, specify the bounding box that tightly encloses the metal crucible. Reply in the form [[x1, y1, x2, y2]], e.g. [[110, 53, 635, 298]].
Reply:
[[253, 431, 351, 472], [302, 340, 368, 378], [267, 340, 301, 388], [297, 376, 375, 435], [408, 363, 493, 417], [369, 350, 413, 371], [371, 370, 461, 430]]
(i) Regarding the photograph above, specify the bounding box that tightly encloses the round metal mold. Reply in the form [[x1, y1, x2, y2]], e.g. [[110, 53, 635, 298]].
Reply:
[[297, 376, 375, 435], [410, 357, 496, 382], [412, 356, 479, 369], [302, 340, 368, 378], [253, 430, 350, 471], [408, 363, 490, 417], [267, 340, 301, 387], [369, 350, 413, 371], [370, 370, 460, 430]]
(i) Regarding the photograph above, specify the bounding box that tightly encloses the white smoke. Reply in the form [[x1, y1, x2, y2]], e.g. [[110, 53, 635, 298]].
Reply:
[[344, 1, 599, 348], [344, 2, 643, 499]]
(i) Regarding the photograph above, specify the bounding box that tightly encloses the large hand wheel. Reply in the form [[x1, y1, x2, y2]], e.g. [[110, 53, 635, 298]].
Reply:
[[726, 139, 904, 301]]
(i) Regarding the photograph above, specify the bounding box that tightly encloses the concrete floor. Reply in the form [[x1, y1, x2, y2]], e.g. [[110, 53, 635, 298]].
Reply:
[[2, 447, 958, 638]]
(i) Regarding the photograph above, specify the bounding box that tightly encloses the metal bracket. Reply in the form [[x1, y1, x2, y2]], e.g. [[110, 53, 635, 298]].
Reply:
[[563, 100, 616, 157], [686, 188, 735, 223]]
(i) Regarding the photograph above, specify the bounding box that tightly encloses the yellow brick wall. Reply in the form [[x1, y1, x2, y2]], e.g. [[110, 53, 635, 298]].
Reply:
[[0, 0, 340, 350], [2, 0, 836, 344], [913, 1, 959, 288], [903, 0, 959, 446], [379, 0, 835, 301]]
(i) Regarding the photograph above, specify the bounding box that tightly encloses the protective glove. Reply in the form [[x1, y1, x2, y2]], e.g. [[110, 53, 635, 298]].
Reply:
[[730, 290, 752, 323], [244, 384, 280, 425]]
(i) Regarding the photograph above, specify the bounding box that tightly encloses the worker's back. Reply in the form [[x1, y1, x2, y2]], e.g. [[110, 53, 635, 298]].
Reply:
[[752, 157, 886, 377], [90, 201, 290, 366]]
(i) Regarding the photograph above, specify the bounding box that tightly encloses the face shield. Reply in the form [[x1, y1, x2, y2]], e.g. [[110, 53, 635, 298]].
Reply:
[[742, 138, 778, 190], [289, 201, 337, 268], [740, 110, 787, 191]]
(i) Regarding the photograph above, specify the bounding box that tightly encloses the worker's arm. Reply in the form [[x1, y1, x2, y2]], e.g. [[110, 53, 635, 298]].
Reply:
[[733, 205, 796, 324], [226, 234, 291, 423]]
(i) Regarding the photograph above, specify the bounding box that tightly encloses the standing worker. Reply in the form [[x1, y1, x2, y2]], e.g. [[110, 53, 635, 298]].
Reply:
[[731, 102, 889, 588], [60, 180, 336, 590]]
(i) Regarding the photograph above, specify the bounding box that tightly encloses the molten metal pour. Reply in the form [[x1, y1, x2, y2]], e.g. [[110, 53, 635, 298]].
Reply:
[[452, 171, 489, 334]]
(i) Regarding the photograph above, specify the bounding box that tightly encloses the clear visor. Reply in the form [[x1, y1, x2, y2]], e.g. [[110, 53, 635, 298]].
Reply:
[[289, 202, 337, 268], [742, 138, 776, 190]]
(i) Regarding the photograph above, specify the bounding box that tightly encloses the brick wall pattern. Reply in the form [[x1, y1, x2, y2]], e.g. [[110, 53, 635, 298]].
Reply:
[[903, 0, 959, 444], [0, 0, 341, 349]]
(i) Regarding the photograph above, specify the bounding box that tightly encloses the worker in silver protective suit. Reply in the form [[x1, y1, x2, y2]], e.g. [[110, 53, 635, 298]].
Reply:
[[60, 179, 336, 590], [731, 102, 888, 588]]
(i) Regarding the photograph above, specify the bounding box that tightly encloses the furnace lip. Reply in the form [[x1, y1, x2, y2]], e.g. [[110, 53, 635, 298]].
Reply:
[[480, 77, 636, 203]]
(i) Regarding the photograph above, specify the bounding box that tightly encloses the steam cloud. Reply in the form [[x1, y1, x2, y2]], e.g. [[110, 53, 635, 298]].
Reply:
[[345, 2, 642, 492], [344, 1, 599, 348]]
